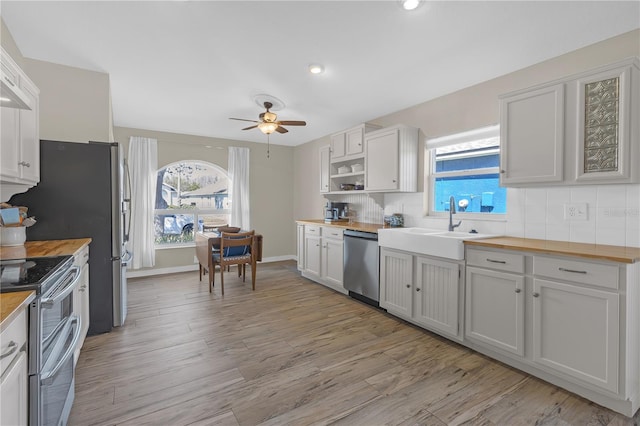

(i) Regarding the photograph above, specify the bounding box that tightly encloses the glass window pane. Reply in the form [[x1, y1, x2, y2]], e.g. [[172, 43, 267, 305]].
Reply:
[[436, 153, 499, 172], [433, 173, 506, 214], [154, 212, 195, 244]]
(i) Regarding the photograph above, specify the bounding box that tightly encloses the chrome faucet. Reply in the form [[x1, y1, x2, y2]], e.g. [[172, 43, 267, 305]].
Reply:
[[448, 196, 462, 231]]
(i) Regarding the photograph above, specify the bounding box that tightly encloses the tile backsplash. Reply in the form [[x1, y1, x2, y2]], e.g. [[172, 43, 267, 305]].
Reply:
[[507, 184, 640, 247], [377, 184, 640, 248]]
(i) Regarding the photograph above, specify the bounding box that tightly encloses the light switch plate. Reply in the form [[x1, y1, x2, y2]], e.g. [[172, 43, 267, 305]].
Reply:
[[564, 202, 588, 220]]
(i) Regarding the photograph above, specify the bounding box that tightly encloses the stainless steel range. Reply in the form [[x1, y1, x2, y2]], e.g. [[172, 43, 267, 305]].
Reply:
[[1, 255, 82, 426]]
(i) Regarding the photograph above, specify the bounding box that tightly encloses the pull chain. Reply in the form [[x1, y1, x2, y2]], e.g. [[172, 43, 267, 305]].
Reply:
[[267, 134, 270, 159]]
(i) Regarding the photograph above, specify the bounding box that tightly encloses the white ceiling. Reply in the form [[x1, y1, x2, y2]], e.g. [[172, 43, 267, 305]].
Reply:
[[2, 1, 638, 146]]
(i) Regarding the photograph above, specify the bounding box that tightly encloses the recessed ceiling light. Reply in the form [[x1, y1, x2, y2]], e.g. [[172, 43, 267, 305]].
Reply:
[[399, 0, 421, 11], [309, 63, 324, 74]]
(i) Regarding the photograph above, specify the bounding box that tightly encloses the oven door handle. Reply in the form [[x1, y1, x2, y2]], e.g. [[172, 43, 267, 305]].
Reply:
[[40, 315, 82, 385], [41, 266, 81, 308]]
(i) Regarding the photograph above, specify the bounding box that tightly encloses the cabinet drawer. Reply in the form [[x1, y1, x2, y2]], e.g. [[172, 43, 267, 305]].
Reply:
[[0, 308, 27, 377], [305, 225, 320, 236], [533, 256, 619, 290], [321, 226, 343, 240], [466, 248, 525, 274]]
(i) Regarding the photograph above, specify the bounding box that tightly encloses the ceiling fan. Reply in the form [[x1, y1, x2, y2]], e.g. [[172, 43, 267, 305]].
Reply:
[[229, 101, 307, 135]]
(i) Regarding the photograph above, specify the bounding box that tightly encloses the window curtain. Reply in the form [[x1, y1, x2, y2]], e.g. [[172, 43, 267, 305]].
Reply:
[[228, 147, 250, 230], [128, 136, 158, 269]]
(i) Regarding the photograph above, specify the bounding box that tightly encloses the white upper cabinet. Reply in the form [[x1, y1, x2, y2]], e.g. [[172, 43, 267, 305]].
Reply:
[[330, 132, 346, 159], [0, 47, 40, 196], [365, 124, 419, 192], [575, 64, 634, 183], [499, 57, 639, 187], [500, 83, 565, 185], [319, 145, 330, 193], [330, 123, 381, 162]]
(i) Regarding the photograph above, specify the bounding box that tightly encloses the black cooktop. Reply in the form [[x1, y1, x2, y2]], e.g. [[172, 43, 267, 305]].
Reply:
[[0, 255, 73, 294]]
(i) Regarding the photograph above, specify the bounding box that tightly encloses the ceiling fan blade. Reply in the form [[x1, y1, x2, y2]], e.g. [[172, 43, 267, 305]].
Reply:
[[278, 120, 306, 126], [275, 126, 289, 134], [230, 118, 259, 123], [242, 125, 258, 131]]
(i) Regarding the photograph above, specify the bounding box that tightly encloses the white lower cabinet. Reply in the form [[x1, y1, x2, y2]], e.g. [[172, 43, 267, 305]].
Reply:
[[380, 247, 461, 340], [72, 245, 90, 363], [322, 236, 343, 289], [300, 224, 346, 294], [466, 266, 525, 356], [0, 351, 27, 426], [464, 245, 638, 417], [296, 224, 305, 271], [533, 278, 619, 393], [414, 256, 459, 337], [0, 307, 28, 426], [379, 248, 413, 318]]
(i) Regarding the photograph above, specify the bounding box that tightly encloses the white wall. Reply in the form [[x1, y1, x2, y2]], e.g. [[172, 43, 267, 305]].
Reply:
[[294, 29, 640, 248]]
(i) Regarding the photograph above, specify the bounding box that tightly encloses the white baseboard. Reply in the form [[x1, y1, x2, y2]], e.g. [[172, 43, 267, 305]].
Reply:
[[126, 255, 296, 278]]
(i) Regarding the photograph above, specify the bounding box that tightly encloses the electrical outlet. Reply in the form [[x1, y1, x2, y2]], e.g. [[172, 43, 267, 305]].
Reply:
[[564, 203, 588, 220]]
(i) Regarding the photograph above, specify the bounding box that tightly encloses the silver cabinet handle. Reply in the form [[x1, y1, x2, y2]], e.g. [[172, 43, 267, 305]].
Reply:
[[533, 292, 540, 297], [559, 267, 587, 274], [486, 259, 507, 264], [406, 284, 410, 288], [0, 341, 17, 359], [416, 288, 421, 292], [4, 76, 15, 87], [515, 288, 521, 293], [18, 161, 31, 167]]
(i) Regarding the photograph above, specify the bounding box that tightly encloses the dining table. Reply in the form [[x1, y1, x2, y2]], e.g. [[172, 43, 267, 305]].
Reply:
[[195, 231, 263, 286]]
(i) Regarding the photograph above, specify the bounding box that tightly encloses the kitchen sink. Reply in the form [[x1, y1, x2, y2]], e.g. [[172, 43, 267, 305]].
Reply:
[[378, 227, 495, 260]]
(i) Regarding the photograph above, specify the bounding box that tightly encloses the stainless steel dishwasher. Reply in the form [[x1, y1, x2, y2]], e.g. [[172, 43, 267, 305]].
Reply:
[[343, 230, 379, 307]]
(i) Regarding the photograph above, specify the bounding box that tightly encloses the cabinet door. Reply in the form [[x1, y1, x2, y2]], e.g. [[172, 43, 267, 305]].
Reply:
[[18, 78, 39, 183], [365, 127, 399, 191], [576, 66, 631, 182], [330, 133, 345, 159], [379, 248, 412, 317], [319, 145, 330, 193], [466, 267, 525, 356], [0, 350, 28, 426], [500, 83, 564, 185], [323, 238, 344, 288], [414, 256, 459, 338], [345, 127, 364, 156], [296, 224, 305, 271], [79, 262, 90, 341], [0, 106, 20, 179], [533, 278, 619, 393], [304, 235, 322, 277]]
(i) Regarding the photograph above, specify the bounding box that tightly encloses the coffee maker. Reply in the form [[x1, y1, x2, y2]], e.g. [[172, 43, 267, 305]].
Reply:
[[324, 202, 349, 222]]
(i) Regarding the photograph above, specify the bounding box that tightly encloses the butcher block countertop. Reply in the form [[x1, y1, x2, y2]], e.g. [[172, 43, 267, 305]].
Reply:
[[0, 238, 91, 260], [0, 290, 35, 331], [296, 219, 385, 234], [465, 236, 640, 264]]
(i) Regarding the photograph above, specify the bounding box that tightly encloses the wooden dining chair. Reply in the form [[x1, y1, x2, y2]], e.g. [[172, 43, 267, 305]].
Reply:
[[210, 230, 257, 295]]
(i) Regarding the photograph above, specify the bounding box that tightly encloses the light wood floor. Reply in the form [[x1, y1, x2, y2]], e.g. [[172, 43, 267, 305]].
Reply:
[[69, 261, 639, 425]]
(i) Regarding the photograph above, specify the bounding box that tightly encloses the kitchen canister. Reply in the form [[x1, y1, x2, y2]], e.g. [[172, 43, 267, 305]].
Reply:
[[0, 226, 26, 246]]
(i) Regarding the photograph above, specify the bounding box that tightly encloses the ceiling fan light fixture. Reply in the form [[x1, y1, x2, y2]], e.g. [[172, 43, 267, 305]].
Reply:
[[263, 111, 277, 122], [399, 0, 421, 10], [309, 63, 324, 74], [258, 121, 278, 134]]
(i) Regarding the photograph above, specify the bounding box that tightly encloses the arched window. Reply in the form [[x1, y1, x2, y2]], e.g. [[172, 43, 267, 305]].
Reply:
[[154, 160, 231, 246]]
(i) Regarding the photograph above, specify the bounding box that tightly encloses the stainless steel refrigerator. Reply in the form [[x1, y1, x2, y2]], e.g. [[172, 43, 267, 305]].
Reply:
[[10, 140, 131, 334]]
